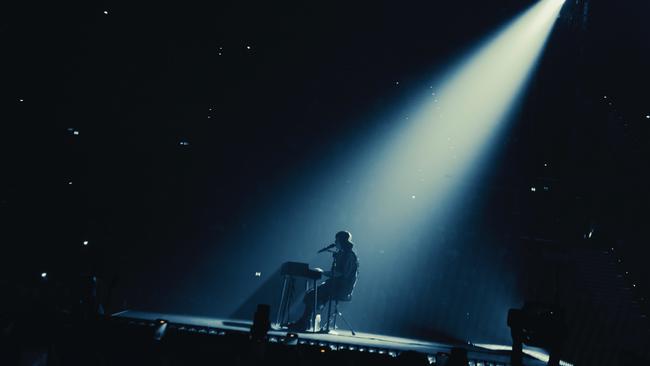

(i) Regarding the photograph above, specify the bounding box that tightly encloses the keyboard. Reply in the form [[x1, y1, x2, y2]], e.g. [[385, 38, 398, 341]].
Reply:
[[280, 261, 323, 280]]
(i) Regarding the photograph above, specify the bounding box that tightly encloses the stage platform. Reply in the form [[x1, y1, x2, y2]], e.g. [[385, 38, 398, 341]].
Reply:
[[111, 310, 565, 366]]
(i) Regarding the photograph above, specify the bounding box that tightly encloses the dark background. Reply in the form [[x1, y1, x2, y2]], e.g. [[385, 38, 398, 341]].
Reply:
[[1, 0, 649, 364]]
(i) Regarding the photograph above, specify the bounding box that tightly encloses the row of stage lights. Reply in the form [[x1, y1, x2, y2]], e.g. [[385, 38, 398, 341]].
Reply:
[[115, 317, 508, 366]]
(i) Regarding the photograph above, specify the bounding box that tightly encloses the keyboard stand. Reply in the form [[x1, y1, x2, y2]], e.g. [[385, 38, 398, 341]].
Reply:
[[276, 262, 322, 332]]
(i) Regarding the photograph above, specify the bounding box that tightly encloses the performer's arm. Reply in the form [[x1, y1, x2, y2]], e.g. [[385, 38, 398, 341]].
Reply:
[[325, 255, 355, 278], [340, 255, 356, 278], [323, 270, 341, 277]]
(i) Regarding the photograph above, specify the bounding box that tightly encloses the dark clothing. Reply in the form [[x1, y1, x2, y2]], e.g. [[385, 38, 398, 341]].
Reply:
[[329, 245, 359, 297], [297, 244, 358, 327]]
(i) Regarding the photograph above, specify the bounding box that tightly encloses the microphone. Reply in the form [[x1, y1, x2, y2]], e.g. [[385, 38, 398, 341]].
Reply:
[[317, 243, 336, 253]]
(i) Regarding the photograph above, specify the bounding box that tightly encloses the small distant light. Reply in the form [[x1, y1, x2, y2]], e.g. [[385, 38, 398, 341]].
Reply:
[[68, 181, 73, 185], [209, 108, 212, 111], [103, 10, 109, 15], [544, 163, 548, 167], [207, 116, 211, 118], [411, 195, 416, 199], [41, 272, 47, 278], [530, 187, 536, 192], [633, 284, 636, 287], [179, 141, 190, 146], [246, 45, 251, 50], [588, 230, 593, 238], [83, 240, 89, 246], [395, 81, 399, 85], [218, 52, 222, 56], [254, 272, 261, 277], [73, 130, 79, 135], [543, 186, 549, 191], [19, 98, 24, 102], [320, 349, 326, 353], [603, 96, 607, 99], [646, 115, 649, 119]]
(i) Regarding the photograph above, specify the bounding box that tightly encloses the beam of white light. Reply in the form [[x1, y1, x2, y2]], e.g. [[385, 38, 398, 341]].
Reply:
[[474, 343, 574, 366], [180, 0, 566, 337], [294, 0, 566, 339], [355, 0, 566, 235]]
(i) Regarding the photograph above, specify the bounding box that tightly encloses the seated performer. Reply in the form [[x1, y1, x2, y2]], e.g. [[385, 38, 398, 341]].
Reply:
[[288, 230, 359, 332]]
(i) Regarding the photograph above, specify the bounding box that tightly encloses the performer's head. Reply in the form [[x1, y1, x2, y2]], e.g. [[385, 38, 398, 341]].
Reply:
[[335, 230, 353, 250]]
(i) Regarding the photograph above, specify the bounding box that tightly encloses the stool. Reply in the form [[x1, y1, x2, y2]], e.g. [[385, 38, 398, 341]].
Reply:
[[322, 294, 355, 335]]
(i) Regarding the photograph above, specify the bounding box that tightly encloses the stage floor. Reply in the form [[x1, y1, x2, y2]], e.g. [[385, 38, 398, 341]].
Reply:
[[111, 310, 559, 366]]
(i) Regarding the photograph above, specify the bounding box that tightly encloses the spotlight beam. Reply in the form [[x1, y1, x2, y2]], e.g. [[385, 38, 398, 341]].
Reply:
[[185, 0, 566, 345], [362, 0, 567, 229]]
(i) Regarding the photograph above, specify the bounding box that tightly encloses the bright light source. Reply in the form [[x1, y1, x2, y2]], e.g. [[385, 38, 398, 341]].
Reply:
[[473, 344, 573, 366], [188, 0, 566, 344], [83, 240, 89, 246], [254, 272, 261, 277], [351, 0, 566, 238], [41, 272, 47, 278]]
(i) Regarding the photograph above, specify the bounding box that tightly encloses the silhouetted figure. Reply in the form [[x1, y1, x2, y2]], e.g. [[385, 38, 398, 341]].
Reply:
[[250, 304, 271, 342], [508, 302, 566, 366], [288, 231, 359, 331], [447, 347, 469, 366]]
